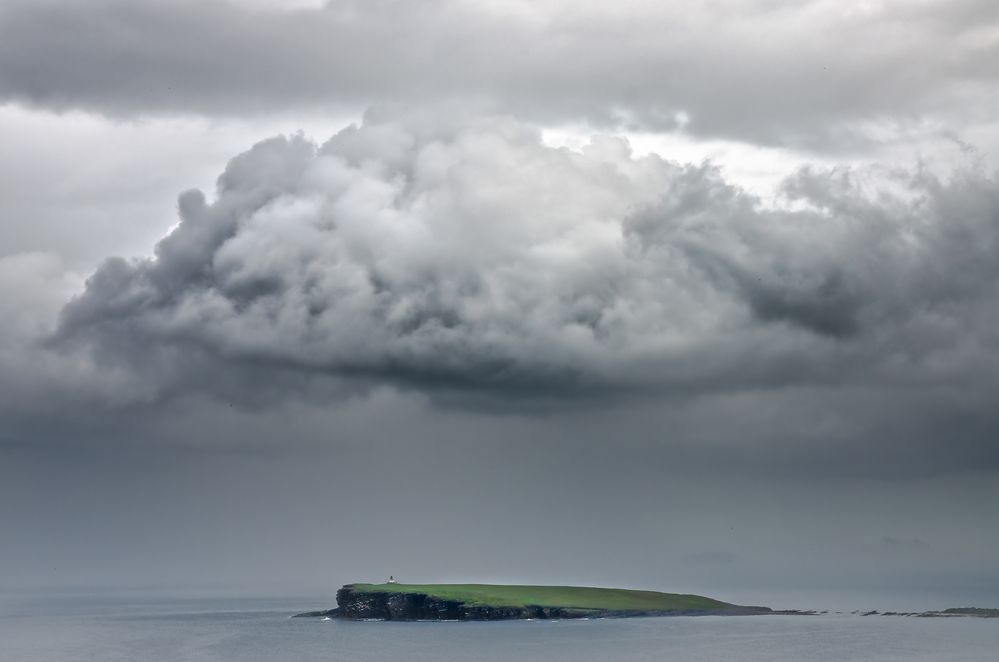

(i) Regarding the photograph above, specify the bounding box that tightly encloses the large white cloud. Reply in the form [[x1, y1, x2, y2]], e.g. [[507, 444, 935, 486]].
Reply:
[[53, 109, 999, 407]]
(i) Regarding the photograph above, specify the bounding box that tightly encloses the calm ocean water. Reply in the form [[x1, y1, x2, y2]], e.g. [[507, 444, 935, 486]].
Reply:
[[2, 594, 998, 661]]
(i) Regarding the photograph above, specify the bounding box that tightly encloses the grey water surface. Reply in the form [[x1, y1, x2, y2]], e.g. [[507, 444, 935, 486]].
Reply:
[[2, 594, 998, 662]]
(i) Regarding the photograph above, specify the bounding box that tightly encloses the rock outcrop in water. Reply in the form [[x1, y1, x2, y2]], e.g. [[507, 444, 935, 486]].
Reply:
[[294, 585, 775, 621], [878, 608, 999, 618]]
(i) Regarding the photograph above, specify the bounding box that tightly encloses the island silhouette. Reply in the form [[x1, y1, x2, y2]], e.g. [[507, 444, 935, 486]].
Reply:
[[295, 583, 776, 620]]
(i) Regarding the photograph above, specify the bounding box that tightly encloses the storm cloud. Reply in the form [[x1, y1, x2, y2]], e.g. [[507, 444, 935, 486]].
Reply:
[[52, 110, 999, 415]]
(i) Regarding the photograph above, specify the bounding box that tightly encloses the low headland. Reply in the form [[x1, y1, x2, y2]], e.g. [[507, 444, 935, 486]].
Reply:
[[294, 583, 777, 621]]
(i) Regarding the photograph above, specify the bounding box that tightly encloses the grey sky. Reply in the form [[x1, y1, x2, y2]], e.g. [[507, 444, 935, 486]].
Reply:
[[2, 0, 999, 150], [1, 0, 997, 607]]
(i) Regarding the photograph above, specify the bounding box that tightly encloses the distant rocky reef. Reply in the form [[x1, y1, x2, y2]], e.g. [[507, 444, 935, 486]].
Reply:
[[861, 608, 999, 618]]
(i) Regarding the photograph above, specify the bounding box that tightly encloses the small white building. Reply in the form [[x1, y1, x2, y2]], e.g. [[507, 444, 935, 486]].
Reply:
[[387, 575, 397, 584]]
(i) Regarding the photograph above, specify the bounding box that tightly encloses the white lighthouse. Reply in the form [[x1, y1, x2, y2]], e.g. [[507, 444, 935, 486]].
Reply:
[[387, 575, 397, 584]]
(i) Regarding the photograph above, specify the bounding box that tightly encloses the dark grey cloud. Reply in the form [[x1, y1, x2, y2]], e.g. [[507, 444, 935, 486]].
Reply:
[[2, 0, 998, 149]]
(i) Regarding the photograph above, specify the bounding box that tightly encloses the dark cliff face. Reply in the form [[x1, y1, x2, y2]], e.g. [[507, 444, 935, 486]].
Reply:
[[334, 585, 589, 621]]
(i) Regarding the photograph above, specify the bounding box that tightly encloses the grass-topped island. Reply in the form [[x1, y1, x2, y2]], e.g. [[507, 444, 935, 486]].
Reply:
[[294, 583, 775, 621]]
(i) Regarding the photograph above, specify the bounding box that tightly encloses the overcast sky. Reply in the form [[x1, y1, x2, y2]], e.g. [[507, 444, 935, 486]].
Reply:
[[2, 0, 998, 611]]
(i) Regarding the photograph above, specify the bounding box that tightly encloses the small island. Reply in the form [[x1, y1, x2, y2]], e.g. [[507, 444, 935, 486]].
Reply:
[[295, 582, 775, 621]]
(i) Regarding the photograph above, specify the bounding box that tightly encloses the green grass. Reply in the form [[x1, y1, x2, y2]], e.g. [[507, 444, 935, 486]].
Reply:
[[348, 583, 733, 611]]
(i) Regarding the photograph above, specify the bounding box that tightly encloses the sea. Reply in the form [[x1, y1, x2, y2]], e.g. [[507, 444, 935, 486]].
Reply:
[[2, 593, 998, 661]]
